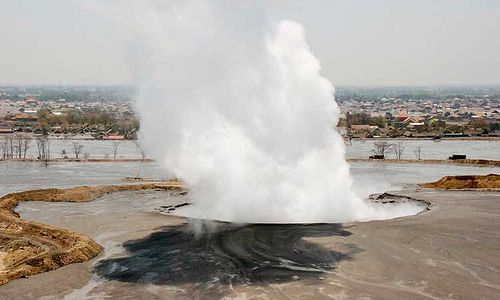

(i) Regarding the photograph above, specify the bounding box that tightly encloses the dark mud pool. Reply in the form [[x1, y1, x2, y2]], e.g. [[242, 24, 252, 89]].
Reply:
[[95, 222, 357, 288]]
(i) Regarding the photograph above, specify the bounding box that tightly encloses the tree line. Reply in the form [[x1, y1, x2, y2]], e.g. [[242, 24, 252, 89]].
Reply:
[[1, 136, 147, 163]]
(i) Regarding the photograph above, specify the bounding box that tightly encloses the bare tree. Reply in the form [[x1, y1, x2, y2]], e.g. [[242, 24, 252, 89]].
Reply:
[[392, 142, 405, 160], [344, 135, 353, 146], [0, 136, 8, 159], [1, 136, 15, 159], [1, 136, 17, 159], [371, 141, 391, 157], [22, 137, 30, 159], [414, 145, 423, 160], [111, 141, 121, 159], [36, 139, 42, 159], [8, 136, 14, 159], [11, 134, 30, 159], [15, 134, 23, 158], [71, 141, 84, 159], [36, 137, 51, 166], [134, 141, 146, 161]]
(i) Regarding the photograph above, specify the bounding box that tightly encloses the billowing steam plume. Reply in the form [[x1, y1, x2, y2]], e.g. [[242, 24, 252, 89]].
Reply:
[[86, 1, 422, 223]]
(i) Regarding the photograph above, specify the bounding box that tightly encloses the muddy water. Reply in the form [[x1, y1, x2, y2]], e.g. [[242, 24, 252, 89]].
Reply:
[[8, 190, 357, 299], [7, 190, 190, 299], [11, 139, 500, 161], [1, 160, 498, 197]]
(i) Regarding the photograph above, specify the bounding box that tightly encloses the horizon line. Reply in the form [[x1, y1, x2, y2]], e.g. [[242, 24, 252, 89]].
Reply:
[[2, 83, 500, 89]]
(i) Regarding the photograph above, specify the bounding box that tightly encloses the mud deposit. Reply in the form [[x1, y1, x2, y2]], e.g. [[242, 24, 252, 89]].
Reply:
[[95, 222, 356, 289], [421, 173, 500, 190], [0, 182, 183, 286], [1, 188, 498, 299]]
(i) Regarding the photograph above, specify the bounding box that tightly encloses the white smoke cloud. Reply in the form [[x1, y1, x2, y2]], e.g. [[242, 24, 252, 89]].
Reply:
[[84, 1, 423, 223]]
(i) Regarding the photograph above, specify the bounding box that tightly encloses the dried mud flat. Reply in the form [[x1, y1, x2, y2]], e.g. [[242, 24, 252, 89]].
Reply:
[[0, 181, 184, 286], [331, 190, 500, 299]]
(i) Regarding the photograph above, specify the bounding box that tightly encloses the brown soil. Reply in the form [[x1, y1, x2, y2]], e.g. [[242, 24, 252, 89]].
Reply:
[[420, 174, 500, 190], [0, 181, 184, 286]]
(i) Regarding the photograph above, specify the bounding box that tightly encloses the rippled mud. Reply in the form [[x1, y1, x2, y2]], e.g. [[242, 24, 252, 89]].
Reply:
[[95, 222, 357, 290]]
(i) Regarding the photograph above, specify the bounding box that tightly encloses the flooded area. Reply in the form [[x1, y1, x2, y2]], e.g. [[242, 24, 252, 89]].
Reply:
[[0, 158, 499, 299], [0, 162, 169, 195], [13, 140, 144, 160], [1, 159, 498, 197], [7, 138, 500, 161], [345, 139, 499, 160]]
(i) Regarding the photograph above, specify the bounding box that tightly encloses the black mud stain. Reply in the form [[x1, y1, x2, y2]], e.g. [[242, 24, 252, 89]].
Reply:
[[94, 222, 357, 290]]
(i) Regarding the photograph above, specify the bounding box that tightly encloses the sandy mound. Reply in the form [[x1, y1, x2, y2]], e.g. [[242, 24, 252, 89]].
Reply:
[[420, 174, 500, 190], [0, 181, 184, 286]]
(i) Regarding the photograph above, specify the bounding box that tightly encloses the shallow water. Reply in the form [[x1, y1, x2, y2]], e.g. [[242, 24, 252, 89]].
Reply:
[[346, 139, 500, 160], [1, 160, 497, 197], [15, 140, 143, 160], [0, 161, 169, 195], [349, 162, 500, 198], [1, 139, 497, 197], [9, 138, 500, 161]]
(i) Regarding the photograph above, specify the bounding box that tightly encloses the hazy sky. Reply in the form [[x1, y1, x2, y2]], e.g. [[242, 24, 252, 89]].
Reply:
[[0, 0, 499, 86]]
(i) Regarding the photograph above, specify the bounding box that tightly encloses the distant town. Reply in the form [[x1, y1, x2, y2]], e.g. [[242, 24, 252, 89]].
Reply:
[[0, 86, 137, 140], [0, 85, 499, 142], [337, 86, 500, 139]]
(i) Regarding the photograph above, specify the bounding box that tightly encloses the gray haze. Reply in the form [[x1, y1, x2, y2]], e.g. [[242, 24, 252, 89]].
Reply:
[[0, 0, 499, 86]]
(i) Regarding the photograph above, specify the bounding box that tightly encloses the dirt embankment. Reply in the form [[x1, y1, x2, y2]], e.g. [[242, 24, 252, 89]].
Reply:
[[420, 174, 500, 190], [0, 181, 184, 286], [347, 158, 500, 167], [2, 157, 499, 168]]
